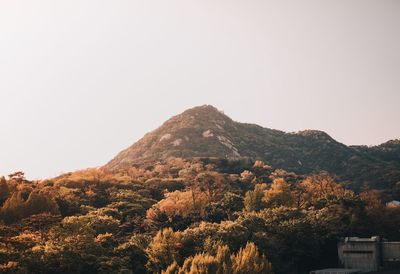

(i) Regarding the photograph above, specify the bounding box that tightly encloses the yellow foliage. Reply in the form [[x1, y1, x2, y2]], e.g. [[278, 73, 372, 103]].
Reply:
[[263, 179, 295, 208], [231, 242, 273, 274], [150, 190, 209, 218]]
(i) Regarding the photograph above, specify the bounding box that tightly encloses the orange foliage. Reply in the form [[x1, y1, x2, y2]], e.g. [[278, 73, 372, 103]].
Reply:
[[148, 190, 209, 218]]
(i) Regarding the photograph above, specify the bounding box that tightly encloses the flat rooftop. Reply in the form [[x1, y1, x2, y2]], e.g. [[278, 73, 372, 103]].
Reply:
[[344, 236, 380, 243], [310, 269, 361, 274]]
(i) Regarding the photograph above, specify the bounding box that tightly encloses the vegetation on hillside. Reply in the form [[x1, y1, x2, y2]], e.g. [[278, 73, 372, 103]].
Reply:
[[1, 157, 400, 273], [106, 105, 400, 191]]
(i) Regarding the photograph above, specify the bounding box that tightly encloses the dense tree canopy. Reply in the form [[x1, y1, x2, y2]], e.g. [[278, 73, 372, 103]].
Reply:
[[0, 158, 399, 273]]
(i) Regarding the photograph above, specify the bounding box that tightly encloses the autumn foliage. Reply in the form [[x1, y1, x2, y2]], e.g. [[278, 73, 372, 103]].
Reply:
[[0, 158, 399, 273]]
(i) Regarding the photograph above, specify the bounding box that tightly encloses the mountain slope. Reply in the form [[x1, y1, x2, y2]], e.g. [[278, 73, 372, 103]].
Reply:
[[105, 105, 400, 190]]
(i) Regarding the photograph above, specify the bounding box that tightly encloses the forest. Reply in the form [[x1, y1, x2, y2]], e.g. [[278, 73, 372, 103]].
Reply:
[[1, 157, 400, 274]]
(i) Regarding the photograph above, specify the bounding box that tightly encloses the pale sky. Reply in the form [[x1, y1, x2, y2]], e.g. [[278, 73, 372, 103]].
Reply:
[[0, 1, 399, 179]]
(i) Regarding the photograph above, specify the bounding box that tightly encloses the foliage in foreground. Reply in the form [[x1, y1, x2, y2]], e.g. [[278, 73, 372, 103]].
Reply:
[[0, 158, 399, 273]]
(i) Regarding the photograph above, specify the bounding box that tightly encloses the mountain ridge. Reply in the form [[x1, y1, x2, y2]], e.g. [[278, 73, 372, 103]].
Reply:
[[105, 105, 400, 190]]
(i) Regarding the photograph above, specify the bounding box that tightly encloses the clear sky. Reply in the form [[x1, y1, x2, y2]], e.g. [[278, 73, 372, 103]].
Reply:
[[0, 1, 399, 179]]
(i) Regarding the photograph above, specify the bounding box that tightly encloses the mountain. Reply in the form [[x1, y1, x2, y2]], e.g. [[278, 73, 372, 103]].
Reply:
[[105, 105, 400, 190], [351, 139, 400, 163]]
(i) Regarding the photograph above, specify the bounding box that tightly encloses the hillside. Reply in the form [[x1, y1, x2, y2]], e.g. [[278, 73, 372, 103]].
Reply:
[[2, 105, 400, 273], [105, 105, 400, 190]]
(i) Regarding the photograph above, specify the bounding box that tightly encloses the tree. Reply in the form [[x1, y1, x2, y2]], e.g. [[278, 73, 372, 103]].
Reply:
[[244, 184, 267, 212], [205, 193, 243, 222], [231, 242, 273, 274], [162, 242, 273, 274], [179, 253, 219, 274], [297, 173, 345, 208], [0, 192, 25, 223], [162, 261, 180, 274], [146, 228, 182, 273], [24, 191, 59, 216], [0, 177, 10, 205], [8, 171, 26, 183], [239, 170, 255, 184], [263, 179, 294, 208], [360, 190, 382, 210], [148, 190, 209, 219], [195, 172, 221, 201], [115, 235, 149, 274]]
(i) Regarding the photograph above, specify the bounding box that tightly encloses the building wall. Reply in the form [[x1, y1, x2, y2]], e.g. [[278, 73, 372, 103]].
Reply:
[[382, 242, 400, 260], [338, 237, 400, 272], [338, 238, 380, 272], [382, 242, 400, 269]]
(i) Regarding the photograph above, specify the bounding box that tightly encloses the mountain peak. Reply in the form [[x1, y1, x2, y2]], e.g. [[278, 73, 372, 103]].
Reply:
[[104, 106, 400, 190], [104, 107, 344, 171], [105, 106, 239, 170], [186, 104, 221, 113], [159, 105, 234, 136], [168, 105, 231, 125]]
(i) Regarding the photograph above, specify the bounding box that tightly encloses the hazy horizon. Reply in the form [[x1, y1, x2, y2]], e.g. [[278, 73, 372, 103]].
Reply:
[[1, 1, 399, 179]]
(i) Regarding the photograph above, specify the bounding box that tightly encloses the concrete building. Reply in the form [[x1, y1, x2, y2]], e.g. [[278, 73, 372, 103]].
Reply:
[[338, 237, 400, 272]]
